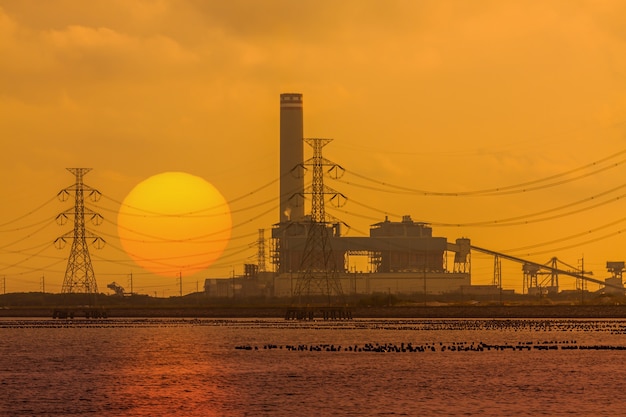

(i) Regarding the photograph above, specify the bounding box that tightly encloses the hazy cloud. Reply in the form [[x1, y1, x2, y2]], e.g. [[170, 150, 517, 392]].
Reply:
[[3, 0, 626, 291]]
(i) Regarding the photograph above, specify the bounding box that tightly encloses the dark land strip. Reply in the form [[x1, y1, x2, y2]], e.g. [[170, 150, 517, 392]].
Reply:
[[3, 304, 626, 318]]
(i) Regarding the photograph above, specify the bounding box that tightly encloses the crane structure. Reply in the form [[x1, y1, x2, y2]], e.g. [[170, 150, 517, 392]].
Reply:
[[607, 261, 625, 281], [604, 261, 625, 294], [522, 257, 561, 295], [107, 282, 125, 297], [472, 246, 624, 294]]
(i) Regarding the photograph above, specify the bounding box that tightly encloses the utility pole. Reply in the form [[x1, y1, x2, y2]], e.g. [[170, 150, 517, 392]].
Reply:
[[579, 257, 587, 305], [128, 272, 133, 295], [178, 271, 183, 297], [231, 267, 235, 298], [41, 275, 45, 294]]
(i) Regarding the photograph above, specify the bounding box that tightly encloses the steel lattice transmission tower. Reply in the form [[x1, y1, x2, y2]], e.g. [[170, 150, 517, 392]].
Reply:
[[293, 138, 346, 305], [55, 168, 105, 294], [257, 229, 266, 272]]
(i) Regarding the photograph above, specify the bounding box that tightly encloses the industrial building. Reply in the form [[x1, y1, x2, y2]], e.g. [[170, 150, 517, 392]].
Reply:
[[271, 214, 472, 297], [271, 93, 472, 298], [206, 93, 473, 298], [203, 93, 626, 300]]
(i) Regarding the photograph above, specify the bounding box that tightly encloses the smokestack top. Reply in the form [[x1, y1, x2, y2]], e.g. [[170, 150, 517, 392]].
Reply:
[[280, 93, 302, 108]]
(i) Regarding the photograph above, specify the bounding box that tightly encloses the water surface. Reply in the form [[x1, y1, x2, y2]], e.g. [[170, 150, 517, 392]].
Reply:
[[2, 318, 626, 416]]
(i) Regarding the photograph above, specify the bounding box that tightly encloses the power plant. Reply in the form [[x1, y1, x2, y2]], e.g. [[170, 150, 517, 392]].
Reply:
[[0, 92, 623, 310], [206, 93, 474, 300], [202, 93, 626, 301]]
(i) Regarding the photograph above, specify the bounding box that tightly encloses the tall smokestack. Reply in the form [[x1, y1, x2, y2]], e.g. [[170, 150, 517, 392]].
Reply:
[[280, 93, 305, 223]]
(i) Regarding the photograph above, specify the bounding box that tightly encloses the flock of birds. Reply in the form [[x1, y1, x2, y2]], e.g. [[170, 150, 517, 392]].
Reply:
[[235, 340, 626, 352], [4, 318, 626, 353]]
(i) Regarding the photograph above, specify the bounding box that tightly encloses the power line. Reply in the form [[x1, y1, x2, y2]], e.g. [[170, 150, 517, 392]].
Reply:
[[100, 174, 286, 217], [0, 216, 58, 233], [0, 240, 57, 256], [94, 224, 257, 245], [0, 244, 59, 272], [432, 190, 626, 228], [0, 219, 57, 250], [0, 256, 66, 275], [502, 217, 626, 253], [335, 148, 626, 197], [330, 182, 626, 228], [0, 196, 57, 228]]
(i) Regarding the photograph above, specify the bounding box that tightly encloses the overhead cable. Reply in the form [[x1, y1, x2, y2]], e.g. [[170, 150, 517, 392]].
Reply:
[[336, 149, 626, 197]]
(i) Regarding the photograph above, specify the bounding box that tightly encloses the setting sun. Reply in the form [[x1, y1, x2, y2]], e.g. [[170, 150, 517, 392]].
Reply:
[[117, 172, 232, 277]]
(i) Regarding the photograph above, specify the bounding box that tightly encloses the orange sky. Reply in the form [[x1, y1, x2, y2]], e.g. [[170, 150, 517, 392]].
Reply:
[[2, 0, 626, 295]]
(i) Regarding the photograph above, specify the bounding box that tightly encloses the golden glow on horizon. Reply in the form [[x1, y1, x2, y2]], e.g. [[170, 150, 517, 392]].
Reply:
[[117, 172, 232, 277], [2, 1, 626, 293]]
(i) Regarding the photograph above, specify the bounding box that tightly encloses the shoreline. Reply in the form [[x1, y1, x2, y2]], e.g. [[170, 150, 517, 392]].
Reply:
[[3, 304, 626, 319]]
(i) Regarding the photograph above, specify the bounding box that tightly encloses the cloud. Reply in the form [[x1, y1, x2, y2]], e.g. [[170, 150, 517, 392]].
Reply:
[[38, 26, 195, 89], [2, 0, 626, 291]]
